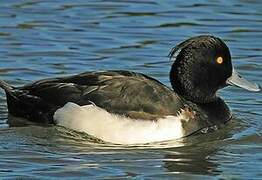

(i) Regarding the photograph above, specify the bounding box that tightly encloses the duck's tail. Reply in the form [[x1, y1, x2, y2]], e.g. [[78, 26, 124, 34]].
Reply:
[[0, 80, 14, 92]]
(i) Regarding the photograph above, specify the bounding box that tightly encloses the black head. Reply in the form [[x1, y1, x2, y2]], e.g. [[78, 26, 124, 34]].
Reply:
[[169, 35, 232, 103]]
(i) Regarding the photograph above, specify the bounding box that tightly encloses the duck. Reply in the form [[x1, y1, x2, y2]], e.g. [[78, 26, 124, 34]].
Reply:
[[0, 35, 260, 144]]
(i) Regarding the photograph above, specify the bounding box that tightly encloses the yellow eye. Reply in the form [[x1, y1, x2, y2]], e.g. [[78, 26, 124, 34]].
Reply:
[[216, 56, 223, 64]]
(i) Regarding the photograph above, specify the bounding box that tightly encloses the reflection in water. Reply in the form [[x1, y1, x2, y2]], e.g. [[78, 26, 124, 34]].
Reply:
[[163, 130, 229, 175], [7, 114, 41, 127], [0, 109, 255, 178], [163, 142, 220, 175], [4, 115, 238, 176], [56, 120, 239, 176], [163, 120, 245, 176]]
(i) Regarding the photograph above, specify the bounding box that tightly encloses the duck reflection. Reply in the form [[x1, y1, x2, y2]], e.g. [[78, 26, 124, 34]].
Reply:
[[163, 145, 220, 175], [162, 121, 237, 175]]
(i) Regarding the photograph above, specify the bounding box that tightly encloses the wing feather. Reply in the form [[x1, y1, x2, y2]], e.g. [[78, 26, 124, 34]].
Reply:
[[20, 71, 184, 119]]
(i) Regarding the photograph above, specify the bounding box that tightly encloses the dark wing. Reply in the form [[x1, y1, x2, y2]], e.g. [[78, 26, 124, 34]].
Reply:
[[12, 71, 184, 123]]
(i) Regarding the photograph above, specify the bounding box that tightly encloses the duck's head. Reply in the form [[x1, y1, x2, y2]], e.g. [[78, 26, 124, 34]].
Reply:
[[169, 35, 260, 104]]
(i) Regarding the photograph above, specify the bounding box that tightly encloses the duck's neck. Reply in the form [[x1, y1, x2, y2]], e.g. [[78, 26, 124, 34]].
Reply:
[[169, 64, 217, 104]]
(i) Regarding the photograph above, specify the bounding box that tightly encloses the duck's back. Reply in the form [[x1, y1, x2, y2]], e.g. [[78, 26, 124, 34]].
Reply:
[[5, 71, 185, 124]]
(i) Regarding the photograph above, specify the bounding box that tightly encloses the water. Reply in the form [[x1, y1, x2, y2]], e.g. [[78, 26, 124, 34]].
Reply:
[[0, 0, 261, 179]]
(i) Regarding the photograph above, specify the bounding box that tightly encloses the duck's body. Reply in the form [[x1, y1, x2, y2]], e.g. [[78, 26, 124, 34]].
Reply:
[[5, 71, 184, 123], [0, 35, 259, 144], [0, 70, 230, 143]]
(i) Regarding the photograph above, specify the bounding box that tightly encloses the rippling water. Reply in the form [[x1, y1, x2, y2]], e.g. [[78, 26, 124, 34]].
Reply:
[[0, 0, 261, 179]]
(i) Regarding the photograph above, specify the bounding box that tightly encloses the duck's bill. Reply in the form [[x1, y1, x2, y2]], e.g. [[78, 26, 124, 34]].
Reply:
[[226, 69, 261, 92]]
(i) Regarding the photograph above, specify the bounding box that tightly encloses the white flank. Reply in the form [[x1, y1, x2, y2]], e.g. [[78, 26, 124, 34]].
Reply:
[[54, 102, 187, 144]]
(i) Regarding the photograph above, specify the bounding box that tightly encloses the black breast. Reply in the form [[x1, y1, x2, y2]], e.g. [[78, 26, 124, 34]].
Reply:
[[199, 97, 232, 125]]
